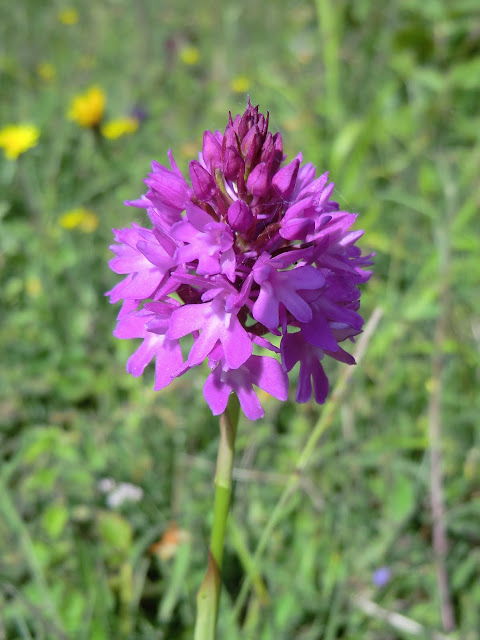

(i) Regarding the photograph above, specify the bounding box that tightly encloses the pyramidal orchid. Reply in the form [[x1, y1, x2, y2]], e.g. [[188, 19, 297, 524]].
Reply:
[[108, 101, 372, 640], [108, 100, 372, 420]]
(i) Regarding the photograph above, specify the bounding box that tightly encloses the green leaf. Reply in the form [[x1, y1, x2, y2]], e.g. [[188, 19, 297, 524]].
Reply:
[[384, 475, 416, 523], [22, 427, 60, 464], [158, 542, 191, 622], [447, 57, 480, 90], [97, 511, 133, 554], [42, 503, 69, 539]]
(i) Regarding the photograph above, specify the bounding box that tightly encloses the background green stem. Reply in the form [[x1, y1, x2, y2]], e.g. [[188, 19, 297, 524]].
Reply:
[[232, 308, 383, 623], [194, 394, 240, 640]]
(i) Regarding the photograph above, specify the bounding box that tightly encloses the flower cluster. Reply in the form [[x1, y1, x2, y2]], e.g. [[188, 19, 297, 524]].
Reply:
[[67, 86, 141, 139], [108, 101, 372, 420]]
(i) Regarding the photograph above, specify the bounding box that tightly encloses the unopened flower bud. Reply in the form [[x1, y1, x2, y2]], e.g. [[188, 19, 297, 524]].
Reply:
[[227, 200, 254, 233], [202, 131, 222, 171], [145, 165, 192, 210], [237, 102, 258, 139], [241, 125, 262, 167], [271, 133, 283, 173], [223, 147, 245, 181], [246, 162, 270, 198], [189, 160, 217, 201]]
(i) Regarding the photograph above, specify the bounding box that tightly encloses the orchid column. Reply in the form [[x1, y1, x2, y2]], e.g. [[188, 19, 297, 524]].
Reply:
[[107, 100, 372, 637]]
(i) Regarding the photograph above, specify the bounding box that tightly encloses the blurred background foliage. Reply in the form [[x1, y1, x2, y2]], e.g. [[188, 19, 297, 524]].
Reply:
[[0, 0, 479, 638]]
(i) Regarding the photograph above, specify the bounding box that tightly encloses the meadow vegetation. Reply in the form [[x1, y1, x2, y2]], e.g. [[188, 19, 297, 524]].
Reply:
[[0, 1, 479, 638]]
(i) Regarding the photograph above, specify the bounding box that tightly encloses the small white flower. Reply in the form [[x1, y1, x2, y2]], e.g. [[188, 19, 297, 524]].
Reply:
[[106, 482, 144, 508], [97, 477, 116, 493]]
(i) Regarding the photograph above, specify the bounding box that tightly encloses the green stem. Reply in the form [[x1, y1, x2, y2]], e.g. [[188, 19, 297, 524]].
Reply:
[[315, 0, 343, 124], [194, 394, 240, 640]]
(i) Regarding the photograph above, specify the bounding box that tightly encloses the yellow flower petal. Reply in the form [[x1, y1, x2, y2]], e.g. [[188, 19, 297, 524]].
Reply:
[[101, 117, 139, 140], [231, 75, 250, 93], [179, 46, 200, 66], [59, 207, 99, 232], [0, 124, 40, 160], [67, 86, 106, 128], [59, 9, 79, 25]]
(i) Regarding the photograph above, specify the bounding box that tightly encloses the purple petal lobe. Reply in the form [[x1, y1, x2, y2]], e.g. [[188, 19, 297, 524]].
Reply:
[[272, 158, 300, 199]]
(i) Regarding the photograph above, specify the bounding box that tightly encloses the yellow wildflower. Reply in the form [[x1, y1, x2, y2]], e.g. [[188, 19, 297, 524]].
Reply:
[[37, 62, 56, 82], [0, 124, 40, 160], [59, 207, 99, 232], [67, 86, 105, 128], [179, 46, 200, 66], [101, 117, 139, 140], [231, 75, 251, 93], [58, 9, 79, 25]]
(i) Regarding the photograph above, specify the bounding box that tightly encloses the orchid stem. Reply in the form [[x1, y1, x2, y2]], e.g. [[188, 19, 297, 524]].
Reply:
[[194, 394, 240, 640]]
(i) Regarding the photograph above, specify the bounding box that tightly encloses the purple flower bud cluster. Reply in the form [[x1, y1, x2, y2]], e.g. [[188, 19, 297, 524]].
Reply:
[[107, 100, 373, 420]]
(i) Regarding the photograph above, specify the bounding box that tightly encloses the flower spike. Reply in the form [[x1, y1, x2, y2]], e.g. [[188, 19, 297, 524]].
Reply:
[[108, 101, 373, 418]]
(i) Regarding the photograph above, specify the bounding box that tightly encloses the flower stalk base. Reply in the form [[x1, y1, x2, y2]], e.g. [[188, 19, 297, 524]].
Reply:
[[194, 395, 240, 640]]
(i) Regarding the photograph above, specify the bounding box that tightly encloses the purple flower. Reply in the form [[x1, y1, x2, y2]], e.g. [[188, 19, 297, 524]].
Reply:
[[372, 567, 391, 587], [107, 100, 373, 420]]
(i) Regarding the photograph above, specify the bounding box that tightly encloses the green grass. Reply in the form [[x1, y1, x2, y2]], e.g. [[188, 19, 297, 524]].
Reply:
[[1, 0, 480, 638]]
